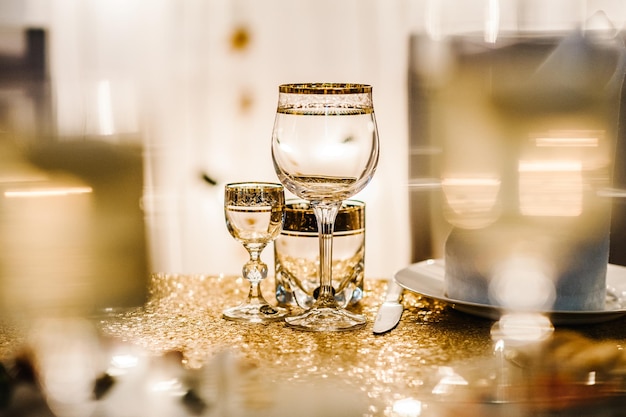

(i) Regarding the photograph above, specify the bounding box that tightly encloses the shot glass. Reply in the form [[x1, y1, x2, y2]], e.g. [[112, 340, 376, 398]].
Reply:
[[274, 200, 365, 309]]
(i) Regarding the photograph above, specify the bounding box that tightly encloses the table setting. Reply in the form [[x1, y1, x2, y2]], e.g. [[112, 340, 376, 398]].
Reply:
[[3, 269, 626, 417], [4, 37, 626, 416], [4, 0, 626, 415]]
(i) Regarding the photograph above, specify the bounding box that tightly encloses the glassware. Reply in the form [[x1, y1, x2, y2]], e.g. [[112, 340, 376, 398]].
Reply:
[[223, 182, 288, 322], [271, 83, 379, 331], [409, 1, 626, 313], [274, 200, 365, 309]]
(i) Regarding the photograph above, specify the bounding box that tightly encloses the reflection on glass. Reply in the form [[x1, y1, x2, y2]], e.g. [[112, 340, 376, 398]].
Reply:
[[441, 177, 501, 229], [518, 160, 582, 217], [109, 353, 140, 376], [490, 313, 554, 346], [489, 255, 556, 311], [431, 366, 469, 396], [4, 186, 93, 198], [391, 397, 423, 417], [534, 136, 599, 148]]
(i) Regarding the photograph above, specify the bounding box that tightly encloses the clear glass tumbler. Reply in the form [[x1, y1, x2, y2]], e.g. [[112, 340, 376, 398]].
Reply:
[[274, 200, 365, 310]]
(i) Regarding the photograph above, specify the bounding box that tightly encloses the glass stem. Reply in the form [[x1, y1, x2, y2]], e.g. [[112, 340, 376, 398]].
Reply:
[[312, 202, 341, 307], [243, 245, 269, 305]]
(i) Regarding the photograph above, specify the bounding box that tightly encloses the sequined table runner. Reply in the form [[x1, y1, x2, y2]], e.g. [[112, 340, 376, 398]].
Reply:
[[93, 275, 497, 415], [4, 274, 626, 416]]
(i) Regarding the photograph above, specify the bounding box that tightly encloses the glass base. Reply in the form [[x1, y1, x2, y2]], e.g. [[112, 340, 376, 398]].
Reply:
[[223, 303, 288, 323], [285, 305, 366, 331]]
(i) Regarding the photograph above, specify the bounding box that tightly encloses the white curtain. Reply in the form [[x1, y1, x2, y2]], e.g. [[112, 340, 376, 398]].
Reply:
[[44, 0, 412, 278]]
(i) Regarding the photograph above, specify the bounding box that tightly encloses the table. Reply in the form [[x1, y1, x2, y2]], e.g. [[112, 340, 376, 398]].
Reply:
[[101, 274, 626, 416], [102, 275, 494, 415], [3, 274, 626, 416]]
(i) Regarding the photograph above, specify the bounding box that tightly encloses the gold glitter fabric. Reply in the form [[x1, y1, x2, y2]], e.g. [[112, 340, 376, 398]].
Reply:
[[4, 273, 625, 416], [97, 274, 497, 416]]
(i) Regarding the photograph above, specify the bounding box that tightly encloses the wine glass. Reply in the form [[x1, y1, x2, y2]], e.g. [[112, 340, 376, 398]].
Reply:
[[223, 182, 289, 322], [271, 83, 379, 331]]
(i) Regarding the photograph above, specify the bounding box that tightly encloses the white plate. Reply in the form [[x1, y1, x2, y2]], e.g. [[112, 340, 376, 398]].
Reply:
[[394, 259, 626, 325]]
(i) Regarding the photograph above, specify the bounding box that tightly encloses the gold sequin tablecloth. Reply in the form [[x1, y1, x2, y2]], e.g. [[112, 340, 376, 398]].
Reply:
[[99, 275, 496, 416], [5, 274, 626, 416]]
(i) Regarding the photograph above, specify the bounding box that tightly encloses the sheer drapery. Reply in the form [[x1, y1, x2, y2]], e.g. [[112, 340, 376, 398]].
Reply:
[[45, 0, 412, 278]]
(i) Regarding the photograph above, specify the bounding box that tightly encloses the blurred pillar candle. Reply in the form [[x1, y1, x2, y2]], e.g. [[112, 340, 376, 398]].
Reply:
[[1, 180, 148, 315], [0, 138, 148, 317], [411, 0, 626, 311], [0, 177, 95, 314]]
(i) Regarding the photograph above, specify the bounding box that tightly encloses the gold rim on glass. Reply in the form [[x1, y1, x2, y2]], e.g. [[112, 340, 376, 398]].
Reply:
[[279, 83, 372, 94], [225, 181, 284, 190], [225, 182, 284, 206], [282, 200, 365, 234]]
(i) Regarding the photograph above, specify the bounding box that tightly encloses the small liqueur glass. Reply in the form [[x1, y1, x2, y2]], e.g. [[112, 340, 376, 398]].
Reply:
[[223, 182, 288, 322]]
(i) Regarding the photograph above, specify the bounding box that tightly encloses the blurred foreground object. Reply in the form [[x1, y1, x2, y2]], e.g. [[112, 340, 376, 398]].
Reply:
[[0, 23, 148, 318], [0, 317, 366, 417], [0, 135, 148, 317], [409, 0, 626, 311]]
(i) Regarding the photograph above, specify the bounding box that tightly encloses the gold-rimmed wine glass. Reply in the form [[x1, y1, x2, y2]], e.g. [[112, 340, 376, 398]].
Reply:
[[271, 83, 379, 331], [223, 182, 288, 322]]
